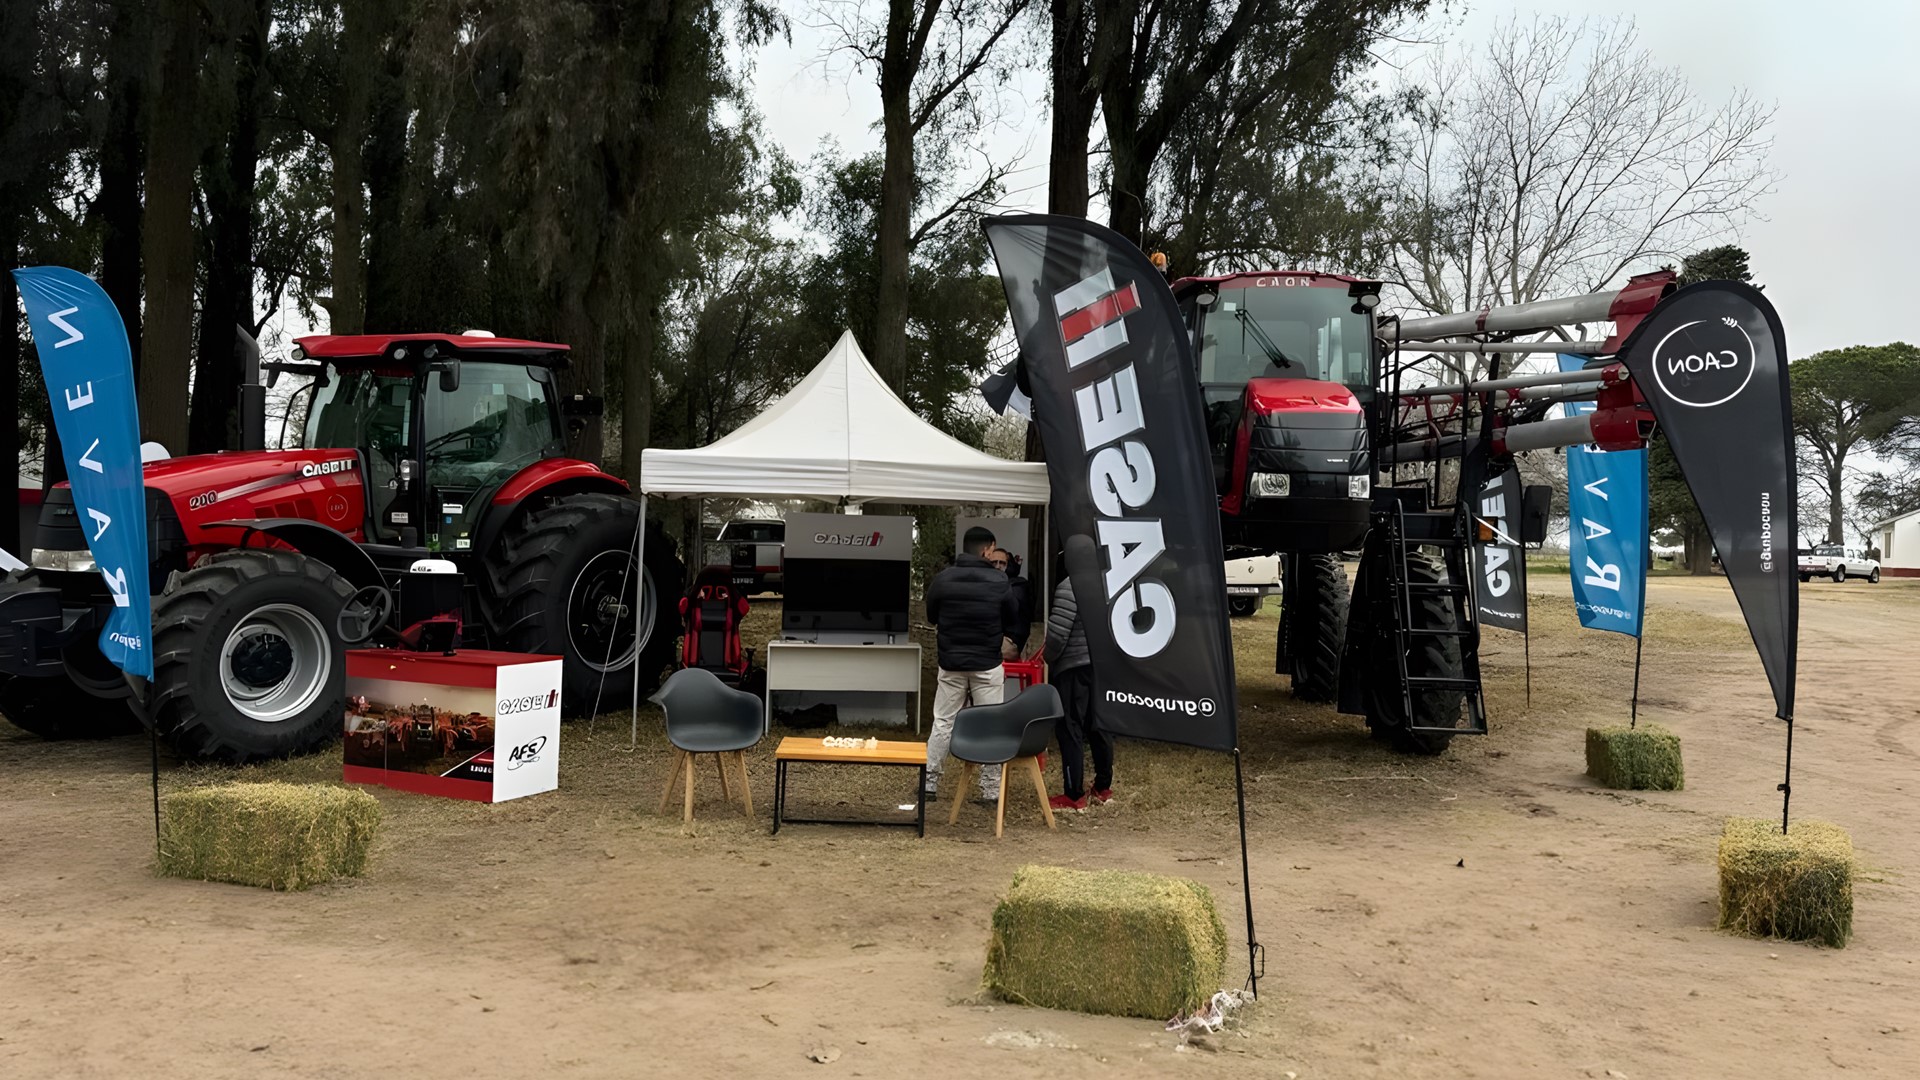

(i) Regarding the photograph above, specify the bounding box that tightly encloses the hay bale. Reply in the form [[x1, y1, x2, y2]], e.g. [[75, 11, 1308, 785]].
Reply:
[[158, 782, 381, 891], [1585, 724, 1684, 790], [1717, 817, 1854, 948], [983, 864, 1227, 1019]]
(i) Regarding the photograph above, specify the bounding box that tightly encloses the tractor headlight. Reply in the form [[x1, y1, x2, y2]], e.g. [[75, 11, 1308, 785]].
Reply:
[[1349, 474, 1372, 499], [30, 548, 96, 573], [1249, 472, 1291, 498]]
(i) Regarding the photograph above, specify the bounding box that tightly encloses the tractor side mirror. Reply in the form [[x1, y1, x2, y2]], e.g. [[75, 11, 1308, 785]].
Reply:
[[434, 360, 462, 393], [561, 393, 605, 417], [1520, 484, 1552, 546]]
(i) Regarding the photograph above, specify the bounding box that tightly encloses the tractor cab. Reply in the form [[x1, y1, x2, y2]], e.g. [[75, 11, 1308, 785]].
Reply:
[[284, 333, 572, 553], [1172, 272, 1383, 553]]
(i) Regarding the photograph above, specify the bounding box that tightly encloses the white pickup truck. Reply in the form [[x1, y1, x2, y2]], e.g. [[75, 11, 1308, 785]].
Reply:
[[1225, 553, 1282, 616], [1798, 544, 1880, 584]]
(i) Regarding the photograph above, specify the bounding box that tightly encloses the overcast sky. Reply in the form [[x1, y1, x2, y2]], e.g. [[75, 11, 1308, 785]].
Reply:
[[751, 0, 1920, 358]]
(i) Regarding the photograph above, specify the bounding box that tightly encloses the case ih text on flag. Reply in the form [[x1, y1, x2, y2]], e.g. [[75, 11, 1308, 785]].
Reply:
[[983, 214, 1236, 752]]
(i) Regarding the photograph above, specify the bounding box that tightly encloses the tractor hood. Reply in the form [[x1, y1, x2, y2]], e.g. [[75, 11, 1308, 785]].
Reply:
[[1230, 376, 1369, 495], [137, 449, 363, 503], [1244, 376, 1361, 416]]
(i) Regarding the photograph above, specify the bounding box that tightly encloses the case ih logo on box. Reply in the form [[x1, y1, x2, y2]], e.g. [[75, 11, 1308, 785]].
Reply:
[[499, 689, 559, 715], [813, 530, 884, 547], [785, 512, 914, 561]]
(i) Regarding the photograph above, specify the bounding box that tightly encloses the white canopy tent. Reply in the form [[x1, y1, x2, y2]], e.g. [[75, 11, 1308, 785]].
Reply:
[[640, 330, 1049, 505], [629, 331, 1050, 728]]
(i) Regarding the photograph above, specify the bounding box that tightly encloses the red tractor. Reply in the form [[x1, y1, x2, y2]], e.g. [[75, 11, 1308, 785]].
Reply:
[[1170, 268, 1677, 753], [0, 332, 684, 762]]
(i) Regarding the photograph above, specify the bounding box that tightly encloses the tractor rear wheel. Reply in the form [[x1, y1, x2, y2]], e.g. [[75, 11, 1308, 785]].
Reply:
[[150, 550, 354, 763], [1363, 549, 1464, 756], [1284, 554, 1348, 703], [489, 493, 684, 717]]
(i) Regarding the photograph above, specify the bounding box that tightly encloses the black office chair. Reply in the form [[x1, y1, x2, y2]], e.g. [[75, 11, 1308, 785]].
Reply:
[[650, 667, 764, 822], [946, 683, 1065, 837]]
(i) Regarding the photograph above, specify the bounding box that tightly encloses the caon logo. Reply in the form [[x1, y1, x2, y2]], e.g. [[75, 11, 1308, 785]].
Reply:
[[1650, 315, 1757, 408], [499, 689, 560, 715], [505, 735, 549, 771], [813, 531, 884, 547], [300, 458, 357, 478]]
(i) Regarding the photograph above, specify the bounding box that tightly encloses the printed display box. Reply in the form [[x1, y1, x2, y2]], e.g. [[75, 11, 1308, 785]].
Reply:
[[343, 649, 562, 803]]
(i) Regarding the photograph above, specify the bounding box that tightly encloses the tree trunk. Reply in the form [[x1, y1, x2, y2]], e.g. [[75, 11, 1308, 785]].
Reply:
[[190, 0, 270, 454], [100, 2, 145, 380], [1684, 522, 1713, 575], [872, 7, 917, 397], [362, 18, 409, 332], [554, 283, 607, 466], [1827, 453, 1846, 543], [617, 309, 656, 484], [1095, 0, 1147, 247], [1047, 0, 1096, 217], [325, 0, 377, 335], [139, 2, 205, 455]]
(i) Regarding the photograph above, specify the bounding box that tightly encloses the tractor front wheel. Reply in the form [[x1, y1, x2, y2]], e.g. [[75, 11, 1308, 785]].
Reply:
[[1284, 554, 1349, 703], [489, 493, 684, 717], [150, 550, 354, 763]]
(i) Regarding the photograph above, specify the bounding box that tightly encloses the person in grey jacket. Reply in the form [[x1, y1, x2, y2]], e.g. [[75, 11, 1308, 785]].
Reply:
[[1043, 575, 1112, 809]]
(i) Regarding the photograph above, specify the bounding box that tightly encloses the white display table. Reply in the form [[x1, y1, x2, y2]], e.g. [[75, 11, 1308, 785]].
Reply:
[[763, 640, 923, 734]]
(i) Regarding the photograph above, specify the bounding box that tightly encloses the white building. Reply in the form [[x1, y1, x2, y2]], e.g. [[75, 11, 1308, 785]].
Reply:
[[1869, 508, 1920, 577]]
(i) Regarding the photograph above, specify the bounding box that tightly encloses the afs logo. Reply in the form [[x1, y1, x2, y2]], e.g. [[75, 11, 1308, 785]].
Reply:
[[1650, 315, 1756, 408], [505, 734, 549, 771]]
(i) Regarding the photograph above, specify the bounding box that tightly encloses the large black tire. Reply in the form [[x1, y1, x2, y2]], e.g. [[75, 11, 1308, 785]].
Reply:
[[1284, 554, 1348, 703], [150, 550, 355, 763], [1364, 550, 1464, 756], [488, 493, 684, 717], [0, 661, 142, 740]]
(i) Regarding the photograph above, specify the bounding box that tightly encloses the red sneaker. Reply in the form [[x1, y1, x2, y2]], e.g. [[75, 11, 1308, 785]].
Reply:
[[1090, 788, 1114, 804], [1048, 794, 1088, 811]]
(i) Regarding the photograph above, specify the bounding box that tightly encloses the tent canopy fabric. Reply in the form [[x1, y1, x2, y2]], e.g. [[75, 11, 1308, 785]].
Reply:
[[640, 331, 1049, 506]]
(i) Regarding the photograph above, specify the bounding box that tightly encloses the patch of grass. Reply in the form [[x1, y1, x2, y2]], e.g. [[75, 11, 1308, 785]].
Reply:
[[1586, 724, 1684, 790], [1718, 817, 1854, 948], [158, 781, 381, 891], [983, 864, 1227, 1019]]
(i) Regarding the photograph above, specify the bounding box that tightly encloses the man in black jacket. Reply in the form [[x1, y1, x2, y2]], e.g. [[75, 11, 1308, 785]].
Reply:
[[923, 526, 1020, 802]]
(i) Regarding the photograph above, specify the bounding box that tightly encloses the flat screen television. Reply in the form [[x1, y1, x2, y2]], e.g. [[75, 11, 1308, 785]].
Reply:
[[782, 558, 910, 635]]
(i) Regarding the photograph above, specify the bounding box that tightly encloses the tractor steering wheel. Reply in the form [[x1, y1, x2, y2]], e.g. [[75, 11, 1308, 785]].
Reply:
[[337, 584, 395, 646]]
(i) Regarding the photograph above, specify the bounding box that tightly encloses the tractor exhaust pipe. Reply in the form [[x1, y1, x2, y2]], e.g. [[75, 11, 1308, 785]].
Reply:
[[236, 324, 266, 452]]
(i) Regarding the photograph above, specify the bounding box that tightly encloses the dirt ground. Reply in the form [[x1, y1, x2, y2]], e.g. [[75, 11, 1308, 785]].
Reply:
[[3, 571, 1917, 1079]]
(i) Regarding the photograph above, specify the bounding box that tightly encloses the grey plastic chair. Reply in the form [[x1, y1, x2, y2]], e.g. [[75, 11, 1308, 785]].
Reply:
[[946, 683, 1065, 836], [649, 667, 764, 822]]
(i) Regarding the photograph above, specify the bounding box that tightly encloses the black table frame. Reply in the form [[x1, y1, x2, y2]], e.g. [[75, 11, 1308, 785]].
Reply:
[[772, 758, 928, 837]]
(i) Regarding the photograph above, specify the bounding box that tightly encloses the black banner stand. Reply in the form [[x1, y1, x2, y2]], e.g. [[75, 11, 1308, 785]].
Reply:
[[1780, 715, 1795, 833], [1233, 750, 1261, 996], [1629, 632, 1644, 729]]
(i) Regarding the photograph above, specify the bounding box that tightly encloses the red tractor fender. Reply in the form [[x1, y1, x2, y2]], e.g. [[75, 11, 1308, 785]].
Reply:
[[474, 459, 633, 560], [199, 518, 387, 593]]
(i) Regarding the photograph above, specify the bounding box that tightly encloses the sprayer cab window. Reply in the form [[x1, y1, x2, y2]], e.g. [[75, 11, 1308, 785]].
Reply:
[[1197, 286, 1372, 392]]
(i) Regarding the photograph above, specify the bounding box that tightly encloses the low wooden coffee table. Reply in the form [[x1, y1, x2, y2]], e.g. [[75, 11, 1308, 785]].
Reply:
[[772, 737, 929, 837]]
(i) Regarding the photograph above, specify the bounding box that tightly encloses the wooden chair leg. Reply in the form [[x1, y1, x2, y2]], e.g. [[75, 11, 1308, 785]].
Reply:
[[682, 753, 697, 823], [715, 753, 733, 802], [1027, 757, 1055, 829], [736, 751, 754, 820], [946, 762, 973, 825], [994, 770, 1008, 838], [657, 748, 686, 814]]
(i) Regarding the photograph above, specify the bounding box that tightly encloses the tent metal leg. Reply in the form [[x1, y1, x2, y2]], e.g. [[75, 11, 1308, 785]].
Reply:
[[632, 493, 649, 751]]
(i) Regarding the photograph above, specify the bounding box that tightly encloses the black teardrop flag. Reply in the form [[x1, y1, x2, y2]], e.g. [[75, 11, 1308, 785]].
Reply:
[[1617, 281, 1796, 720], [982, 214, 1237, 752]]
